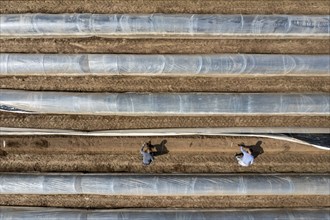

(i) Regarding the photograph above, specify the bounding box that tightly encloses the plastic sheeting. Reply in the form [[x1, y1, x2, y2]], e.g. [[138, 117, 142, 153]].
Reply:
[[1, 14, 329, 38], [1, 54, 329, 75], [1, 127, 329, 134], [1, 207, 329, 220], [1, 127, 329, 150], [0, 174, 329, 196], [0, 90, 329, 115], [286, 134, 330, 150]]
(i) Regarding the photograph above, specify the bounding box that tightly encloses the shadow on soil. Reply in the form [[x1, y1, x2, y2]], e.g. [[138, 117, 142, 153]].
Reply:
[[152, 140, 169, 157], [237, 141, 264, 159], [0, 149, 8, 157]]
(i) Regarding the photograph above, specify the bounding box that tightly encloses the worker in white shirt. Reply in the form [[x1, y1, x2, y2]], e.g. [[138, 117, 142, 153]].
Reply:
[[140, 141, 157, 165], [235, 146, 254, 167]]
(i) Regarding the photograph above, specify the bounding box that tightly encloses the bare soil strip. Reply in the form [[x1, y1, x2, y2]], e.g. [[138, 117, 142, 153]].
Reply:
[[1, 113, 329, 130], [2, 153, 327, 173], [1, 75, 329, 93], [2, 38, 328, 54], [0, 135, 323, 153], [1, 38, 329, 54], [0, 195, 328, 208], [0, 136, 328, 173], [1, 0, 329, 14]]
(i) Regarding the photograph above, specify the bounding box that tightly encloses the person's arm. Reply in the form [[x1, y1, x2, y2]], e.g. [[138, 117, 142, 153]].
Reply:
[[140, 145, 145, 154], [245, 145, 252, 150], [240, 146, 248, 155]]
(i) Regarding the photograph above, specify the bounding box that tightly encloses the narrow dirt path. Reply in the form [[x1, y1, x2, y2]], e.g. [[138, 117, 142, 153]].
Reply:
[[1, 38, 329, 54], [0, 195, 328, 209], [1, 113, 329, 130], [1, 75, 329, 93], [1, 0, 329, 14]]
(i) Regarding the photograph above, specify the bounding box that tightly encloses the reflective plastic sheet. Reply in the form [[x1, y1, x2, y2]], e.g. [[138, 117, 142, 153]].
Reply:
[[1, 54, 329, 75], [0, 174, 329, 195], [1, 127, 329, 150], [1, 127, 329, 134], [0, 90, 329, 115], [1, 14, 329, 38], [0, 207, 329, 220]]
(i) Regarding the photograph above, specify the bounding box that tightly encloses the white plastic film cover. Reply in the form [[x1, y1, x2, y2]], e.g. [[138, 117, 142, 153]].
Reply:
[[1, 127, 329, 134], [0, 54, 329, 75], [0, 207, 329, 220], [1, 14, 329, 38], [1, 127, 329, 150], [0, 174, 329, 196], [0, 90, 329, 115]]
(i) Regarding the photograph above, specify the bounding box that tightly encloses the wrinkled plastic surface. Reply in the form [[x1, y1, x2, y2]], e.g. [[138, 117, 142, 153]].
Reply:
[[0, 174, 329, 195], [286, 134, 330, 149], [1, 207, 329, 220], [1, 127, 329, 150], [0, 90, 329, 115], [1, 14, 329, 38], [1, 127, 329, 134], [1, 54, 329, 75]]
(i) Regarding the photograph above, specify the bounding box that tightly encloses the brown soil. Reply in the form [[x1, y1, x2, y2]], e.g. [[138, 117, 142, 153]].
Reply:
[[1, 112, 329, 130], [0, 135, 329, 173], [1, 38, 329, 54], [0, 195, 328, 209], [1, 75, 329, 93], [1, 0, 329, 14]]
